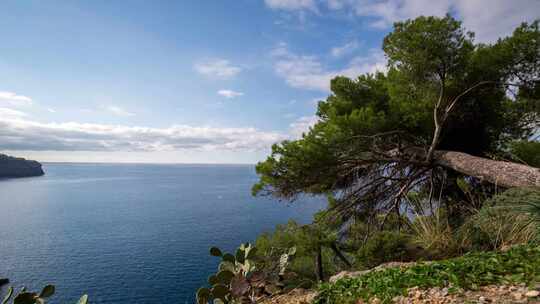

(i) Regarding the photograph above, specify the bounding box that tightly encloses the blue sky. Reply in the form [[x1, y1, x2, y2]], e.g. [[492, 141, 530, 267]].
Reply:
[[0, 0, 538, 163]]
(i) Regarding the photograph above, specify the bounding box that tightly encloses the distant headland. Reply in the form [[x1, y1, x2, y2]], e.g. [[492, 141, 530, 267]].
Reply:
[[0, 154, 45, 178]]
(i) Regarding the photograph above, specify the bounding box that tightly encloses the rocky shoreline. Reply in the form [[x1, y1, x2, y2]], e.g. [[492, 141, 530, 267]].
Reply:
[[0, 154, 44, 178]]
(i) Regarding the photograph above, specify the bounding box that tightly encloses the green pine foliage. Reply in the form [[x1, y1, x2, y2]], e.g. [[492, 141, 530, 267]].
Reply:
[[510, 140, 540, 167], [252, 15, 540, 220]]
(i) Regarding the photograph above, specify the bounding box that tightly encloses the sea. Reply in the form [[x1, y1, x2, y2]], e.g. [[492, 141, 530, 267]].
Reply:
[[0, 163, 325, 304]]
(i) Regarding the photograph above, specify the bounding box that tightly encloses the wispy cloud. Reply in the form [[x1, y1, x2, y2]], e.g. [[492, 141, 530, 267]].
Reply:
[[0, 116, 287, 152], [453, 0, 540, 42], [102, 105, 135, 117], [217, 89, 244, 99], [331, 40, 360, 57], [334, 0, 451, 29], [0, 107, 29, 118], [272, 43, 386, 92], [265, 0, 317, 11], [289, 115, 319, 138], [194, 59, 242, 79], [273, 0, 540, 43], [0, 91, 33, 106]]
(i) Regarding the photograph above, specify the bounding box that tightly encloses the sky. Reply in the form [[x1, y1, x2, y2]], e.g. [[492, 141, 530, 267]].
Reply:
[[0, 0, 538, 163]]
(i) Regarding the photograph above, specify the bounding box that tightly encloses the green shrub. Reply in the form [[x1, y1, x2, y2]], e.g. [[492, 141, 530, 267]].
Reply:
[[459, 187, 540, 250], [509, 140, 540, 167], [255, 221, 318, 279], [486, 187, 540, 207], [355, 231, 412, 268], [255, 220, 352, 282], [411, 209, 460, 259]]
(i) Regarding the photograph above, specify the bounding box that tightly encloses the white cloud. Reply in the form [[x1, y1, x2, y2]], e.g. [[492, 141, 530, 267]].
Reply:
[[331, 40, 360, 57], [272, 43, 387, 91], [454, 0, 540, 42], [265, 0, 317, 11], [102, 105, 135, 117], [289, 115, 319, 138], [321, 0, 540, 43], [194, 59, 242, 79], [0, 116, 286, 152], [346, 0, 451, 29], [325, 0, 348, 9], [0, 91, 33, 106], [267, 0, 539, 43], [217, 89, 244, 99], [0, 108, 29, 118], [47, 108, 57, 113]]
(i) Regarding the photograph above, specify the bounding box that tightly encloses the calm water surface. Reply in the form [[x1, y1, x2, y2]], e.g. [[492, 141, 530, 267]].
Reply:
[[0, 163, 325, 304]]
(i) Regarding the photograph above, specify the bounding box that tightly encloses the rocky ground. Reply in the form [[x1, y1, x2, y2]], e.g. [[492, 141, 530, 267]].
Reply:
[[328, 261, 422, 283], [389, 284, 540, 304], [260, 288, 317, 304]]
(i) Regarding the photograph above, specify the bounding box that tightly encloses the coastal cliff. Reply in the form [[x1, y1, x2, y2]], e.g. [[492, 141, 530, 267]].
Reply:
[[0, 154, 44, 178]]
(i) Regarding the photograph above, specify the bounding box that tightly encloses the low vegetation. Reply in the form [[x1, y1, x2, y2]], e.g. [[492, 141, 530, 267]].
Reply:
[[315, 244, 540, 304]]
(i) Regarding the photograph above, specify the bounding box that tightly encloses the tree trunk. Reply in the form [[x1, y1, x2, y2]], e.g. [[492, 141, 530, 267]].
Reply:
[[314, 245, 324, 282], [432, 150, 540, 188]]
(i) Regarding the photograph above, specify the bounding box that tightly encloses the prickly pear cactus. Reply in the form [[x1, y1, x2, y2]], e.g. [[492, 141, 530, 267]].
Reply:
[[0, 282, 88, 304], [197, 243, 264, 304], [279, 246, 296, 275]]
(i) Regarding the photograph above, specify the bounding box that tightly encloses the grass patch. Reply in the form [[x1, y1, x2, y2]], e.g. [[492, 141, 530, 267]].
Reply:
[[315, 244, 540, 304]]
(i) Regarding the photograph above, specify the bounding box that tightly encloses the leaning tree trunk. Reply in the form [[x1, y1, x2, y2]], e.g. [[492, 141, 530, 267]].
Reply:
[[432, 150, 540, 188]]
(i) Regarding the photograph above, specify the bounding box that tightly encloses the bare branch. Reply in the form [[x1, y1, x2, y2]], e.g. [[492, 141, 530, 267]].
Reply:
[[426, 77, 446, 161]]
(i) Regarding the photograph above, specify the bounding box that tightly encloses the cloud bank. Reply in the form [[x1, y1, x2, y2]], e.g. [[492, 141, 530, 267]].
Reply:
[[0, 115, 286, 153], [0, 91, 33, 106]]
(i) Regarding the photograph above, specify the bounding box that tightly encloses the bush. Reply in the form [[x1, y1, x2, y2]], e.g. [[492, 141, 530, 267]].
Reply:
[[355, 231, 413, 268], [459, 187, 540, 250], [509, 140, 540, 167], [254, 220, 347, 282], [486, 187, 540, 207], [411, 209, 460, 259]]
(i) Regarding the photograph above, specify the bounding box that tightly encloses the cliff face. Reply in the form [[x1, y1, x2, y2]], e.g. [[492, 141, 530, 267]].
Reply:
[[0, 154, 45, 178]]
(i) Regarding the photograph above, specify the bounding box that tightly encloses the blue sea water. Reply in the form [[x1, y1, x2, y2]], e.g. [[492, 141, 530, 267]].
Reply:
[[0, 163, 325, 304]]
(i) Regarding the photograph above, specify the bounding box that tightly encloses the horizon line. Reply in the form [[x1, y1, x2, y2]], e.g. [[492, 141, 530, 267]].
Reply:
[[42, 161, 257, 166]]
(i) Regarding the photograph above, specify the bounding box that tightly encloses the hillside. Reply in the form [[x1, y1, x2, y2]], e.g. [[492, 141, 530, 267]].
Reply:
[[262, 245, 540, 304], [0, 154, 44, 178]]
